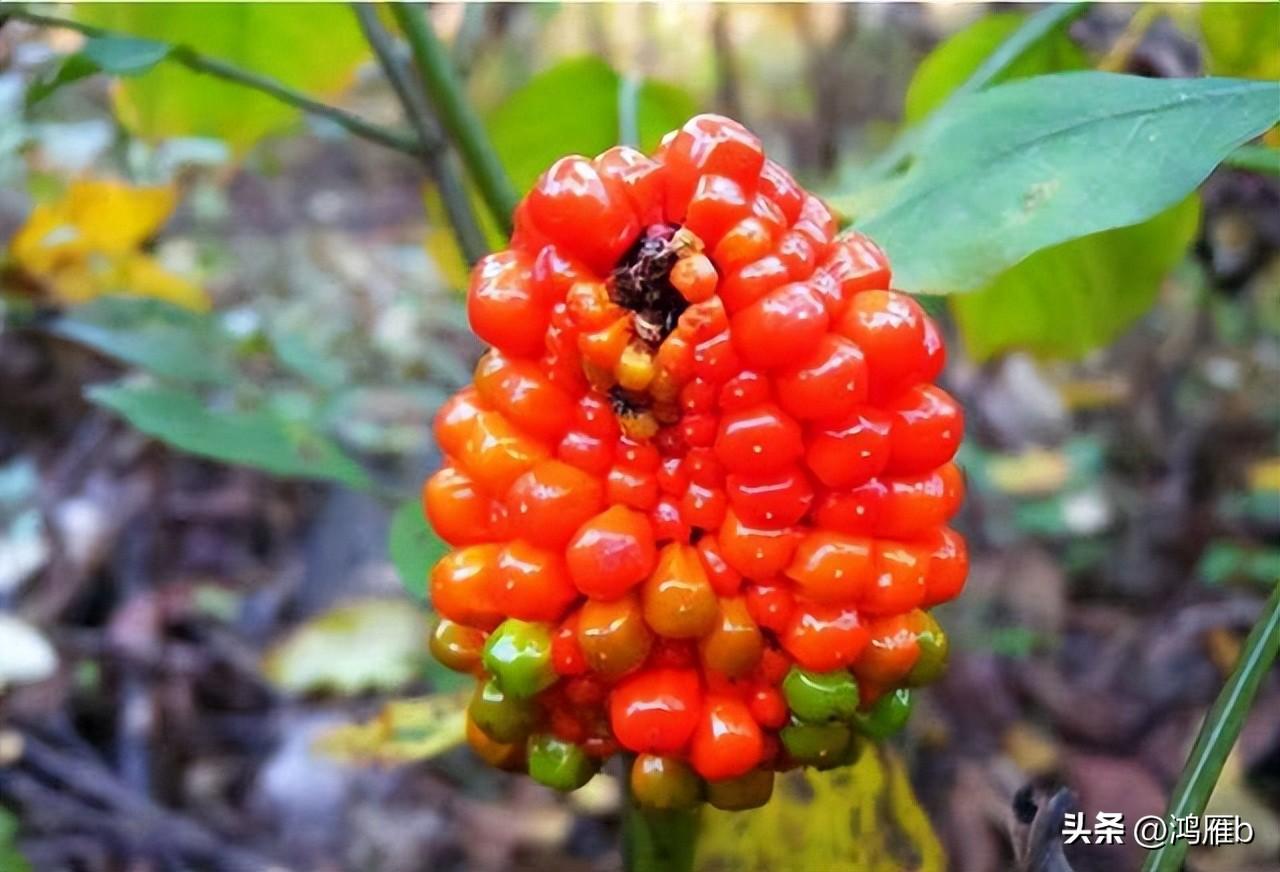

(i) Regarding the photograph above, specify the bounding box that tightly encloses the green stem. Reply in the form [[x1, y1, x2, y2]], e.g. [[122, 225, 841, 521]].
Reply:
[[390, 4, 518, 237], [1141, 583, 1280, 872], [622, 798, 699, 872], [351, 4, 489, 266], [10, 9, 420, 157]]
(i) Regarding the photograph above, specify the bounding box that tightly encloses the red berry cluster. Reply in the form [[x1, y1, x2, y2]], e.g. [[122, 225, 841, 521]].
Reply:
[[425, 114, 966, 808]]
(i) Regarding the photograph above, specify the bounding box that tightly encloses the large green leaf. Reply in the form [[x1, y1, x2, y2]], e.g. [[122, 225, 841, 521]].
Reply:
[[693, 747, 945, 872], [45, 297, 236, 386], [88, 381, 371, 489], [953, 195, 1201, 360], [904, 11, 1086, 123], [858, 74, 1278, 295], [487, 56, 697, 195], [1201, 3, 1280, 81], [76, 4, 370, 151], [388, 497, 447, 602]]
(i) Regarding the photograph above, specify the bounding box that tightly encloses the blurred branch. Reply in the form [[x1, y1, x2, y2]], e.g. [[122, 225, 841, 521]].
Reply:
[[1096, 5, 1160, 72], [711, 6, 743, 120], [1141, 582, 1280, 872], [390, 3, 518, 237], [618, 74, 641, 148], [10, 8, 421, 157], [352, 4, 489, 265]]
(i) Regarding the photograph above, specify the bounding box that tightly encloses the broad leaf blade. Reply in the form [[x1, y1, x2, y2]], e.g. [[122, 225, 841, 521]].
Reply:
[[952, 196, 1201, 360], [904, 10, 1086, 123], [88, 382, 371, 489], [860, 73, 1280, 294], [45, 297, 236, 385]]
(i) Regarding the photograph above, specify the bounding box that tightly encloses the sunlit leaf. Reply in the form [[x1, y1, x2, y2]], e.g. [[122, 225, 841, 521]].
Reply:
[[263, 598, 429, 695], [1200, 3, 1280, 81], [75, 3, 370, 152], [694, 746, 945, 872], [88, 381, 371, 489], [315, 692, 469, 764], [952, 196, 1200, 359], [6, 178, 208, 310], [487, 56, 697, 196], [904, 11, 1085, 123], [388, 497, 446, 603], [858, 74, 1279, 294]]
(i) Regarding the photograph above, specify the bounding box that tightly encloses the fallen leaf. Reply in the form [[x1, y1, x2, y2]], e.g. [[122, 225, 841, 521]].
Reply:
[[6, 178, 208, 310], [0, 614, 58, 690], [314, 692, 468, 765], [262, 598, 428, 695]]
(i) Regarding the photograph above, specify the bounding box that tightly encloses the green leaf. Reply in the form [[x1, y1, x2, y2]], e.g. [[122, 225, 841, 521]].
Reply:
[[904, 11, 1086, 123], [45, 296, 237, 385], [693, 747, 945, 872], [1201, 2, 1280, 80], [75, 3, 370, 152], [25, 36, 171, 107], [88, 381, 371, 489], [1142, 582, 1280, 872], [487, 56, 697, 195], [952, 196, 1201, 360], [0, 808, 33, 872], [82, 36, 172, 74], [1225, 144, 1280, 177], [262, 598, 428, 695], [859, 73, 1280, 294], [388, 497, 446, 602]]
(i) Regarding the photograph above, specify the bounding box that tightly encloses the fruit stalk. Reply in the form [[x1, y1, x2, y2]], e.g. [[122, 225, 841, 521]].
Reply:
[[623, 763, 699, 872]]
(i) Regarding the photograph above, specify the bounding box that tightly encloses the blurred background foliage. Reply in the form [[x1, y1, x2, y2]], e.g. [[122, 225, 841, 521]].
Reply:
[[0, 3, 1278, 872]]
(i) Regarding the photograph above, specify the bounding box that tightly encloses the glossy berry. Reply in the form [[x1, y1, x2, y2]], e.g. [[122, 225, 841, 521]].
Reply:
[[423, 114, 966, 804]]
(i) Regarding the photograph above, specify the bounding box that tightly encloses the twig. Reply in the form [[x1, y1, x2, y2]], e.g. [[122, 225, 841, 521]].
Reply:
[[1096, 5, 1161, 73], [352, 4, 489, 265], [390, 4, 518, 236], [10, 8, 420, 157], [710, 6, 743, 120]]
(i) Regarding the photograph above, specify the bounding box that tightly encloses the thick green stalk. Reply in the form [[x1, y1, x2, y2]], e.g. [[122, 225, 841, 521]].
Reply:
[[622, 799, 698, 872], [1141, 583, 1280, 872], [390, 4, 517, 236]]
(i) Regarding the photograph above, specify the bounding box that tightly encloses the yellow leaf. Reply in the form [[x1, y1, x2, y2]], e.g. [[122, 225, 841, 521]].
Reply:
[[987, 447, 1071, 496], [694, 746, 945, 872], [6, 178, 209, 311], [315, 692, 469, 765]]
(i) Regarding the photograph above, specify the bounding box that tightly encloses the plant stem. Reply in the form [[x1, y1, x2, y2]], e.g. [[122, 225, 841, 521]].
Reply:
[[622, 799, 698, 872], [1223, 144, 1280, 177], [10, 9, 420, 157], [1141, 583, 1280, 872], [390, 4, 517, 237], [351, 4, 489, 266]]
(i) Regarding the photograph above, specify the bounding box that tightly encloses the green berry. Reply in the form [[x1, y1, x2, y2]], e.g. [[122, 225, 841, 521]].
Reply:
[[705, 768, 774, 810], [905, 614, 948, 686], [854, 688, 914, 740], [483, 619, 555, 699], [469, 677, 536, 743], [527, 734, 597, 791], [630, 754, 703, 810], [782, 667, 860, 723], [780, 721, 852, 768]]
